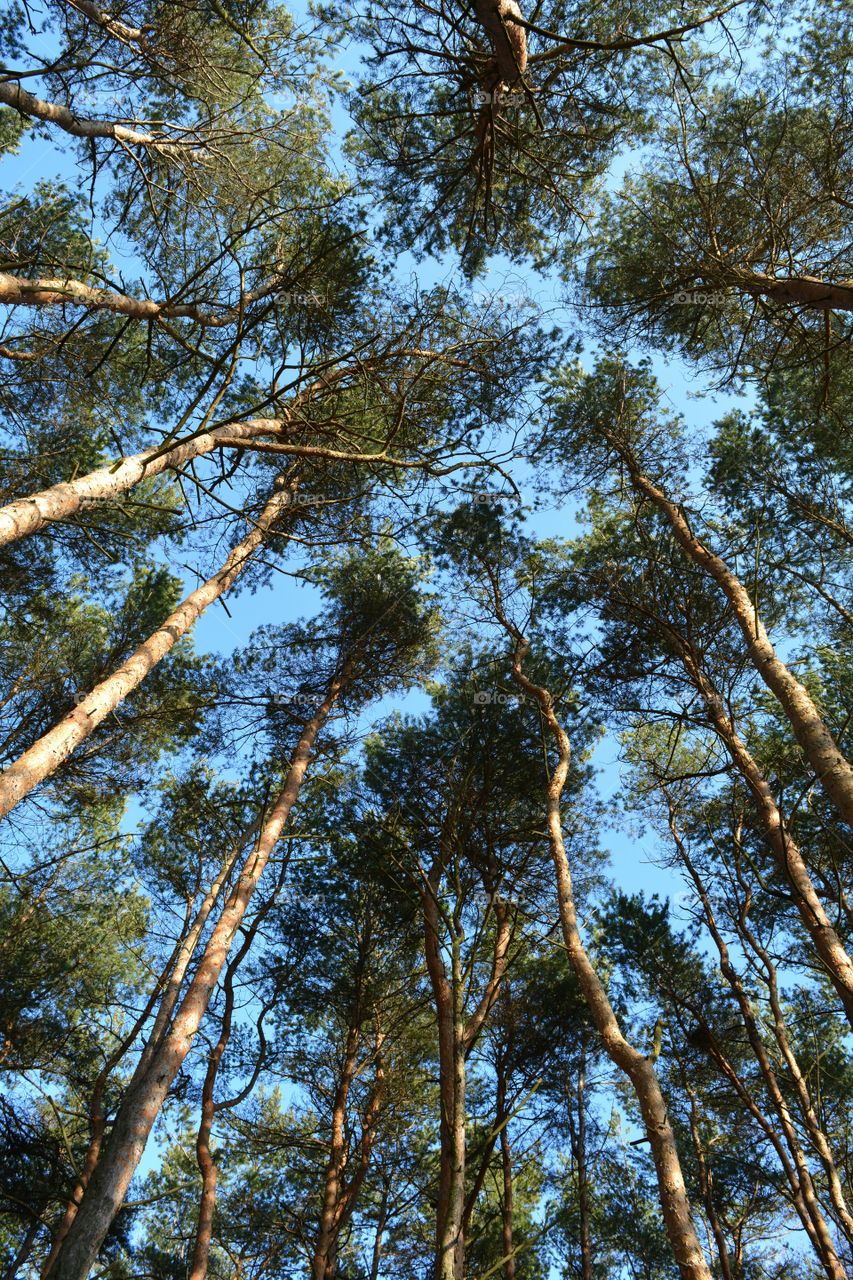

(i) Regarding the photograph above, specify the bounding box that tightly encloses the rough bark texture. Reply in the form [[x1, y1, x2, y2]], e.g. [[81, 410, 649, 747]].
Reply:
[[47, 684, 341, 1280], [0, 482, 294, 819], [472, 0, 528, 81]]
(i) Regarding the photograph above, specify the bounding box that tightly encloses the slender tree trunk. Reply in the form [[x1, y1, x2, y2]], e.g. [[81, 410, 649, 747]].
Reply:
[[0, 481, 294, 820], [615, 439, 853, 828], [684, 1087, 736, 1280], [312, 1022, 361, 1280], [688, 1013, 846, 1280], [492, 606, 713, 1280], [369, 1181, 389, 1280], [3, 1218, 40, 1280], [46, 681, 342, 1280], [576, 1043, 592, 1280], [670, 802, 853, 1250], [677, 642, 853, 1030], [188, 1006, 230, 1280], [0, 420, 283, 548], [496, 1070, 516, 1280], [187, 889, 276, 1280], [433, 928, 468, 1280]]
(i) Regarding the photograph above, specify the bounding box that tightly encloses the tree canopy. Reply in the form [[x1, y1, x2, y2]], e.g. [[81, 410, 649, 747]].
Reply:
[[1, 0, 852, 1277]]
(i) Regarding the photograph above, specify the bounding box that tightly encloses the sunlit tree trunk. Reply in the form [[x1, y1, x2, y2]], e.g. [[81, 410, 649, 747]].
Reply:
[[0, 420, 283, 548], [614, 437, 853, 829], [0, 482, 295, 819], [490, 587, 714, 1280], [46, 680, 343, 1280]]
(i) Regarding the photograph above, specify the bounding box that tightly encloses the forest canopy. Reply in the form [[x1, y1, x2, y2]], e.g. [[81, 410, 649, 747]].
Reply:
[[0, 0, 851, 1277]]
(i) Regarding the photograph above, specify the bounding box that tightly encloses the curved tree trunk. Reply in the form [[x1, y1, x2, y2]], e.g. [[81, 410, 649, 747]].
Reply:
[[677, 641, 853, 1030], [491, 597, 714, 1280], [616, 441, 853, 830]]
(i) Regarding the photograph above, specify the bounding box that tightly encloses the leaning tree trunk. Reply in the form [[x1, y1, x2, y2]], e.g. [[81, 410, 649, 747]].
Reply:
[[0, 480, 295, 819], [42, 824, 260, 1276], [46, 680, 343, 1280], [677, 641, 853, 1031], [0, 419, 284, 548], [616, 442, 853, 831]]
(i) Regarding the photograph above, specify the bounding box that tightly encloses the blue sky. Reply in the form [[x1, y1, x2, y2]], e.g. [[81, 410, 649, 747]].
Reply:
[[0, 24, 755, 917]]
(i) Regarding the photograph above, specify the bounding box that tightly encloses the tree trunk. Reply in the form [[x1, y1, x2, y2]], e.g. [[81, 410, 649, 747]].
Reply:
[[677, 642, 853, 1031], [576, 1043, 592, 1280], [312, 1022, 361, 1280], [0, 420, 283, 548], [497, 618, 713, 1280], [617, 443, 853, 830], [496, 1070, 516, 1280], [0, 481, 295, 819], [684, 1087, 736, 1280], [46, 681, 342, 1280]]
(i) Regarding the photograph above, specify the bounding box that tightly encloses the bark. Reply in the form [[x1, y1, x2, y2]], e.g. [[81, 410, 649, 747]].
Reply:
[[0, 345, 475, 553], [41, 895, 206, 1277], [64, 0, 150, 48], [0, 419, 283, 548], [496, 1069, 516, 1280], [688, 1014, 846, 1280], [0, 481, 294, 820], [727, 834, 853, 1248], [368, 1181, 389, 1280], [187, 889, 275, 1280], [684, 1087, 736, 1280], [489, 595, 713, 1280], [312, 1030, 385, 1280], [0, 80, 197, 151], [576, 1044, 592, 1280], [46, 682, 342, 1280], [677, 642, 853, 1030], [616, 442, 853, 830], [472, 0, 528, 82], [740, 271, 853, 313], [0, 271, 292, 327], [312, 1022, 362, 1280], [425, 850, 513, 1280], [3, 1218, 41, 1280]]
